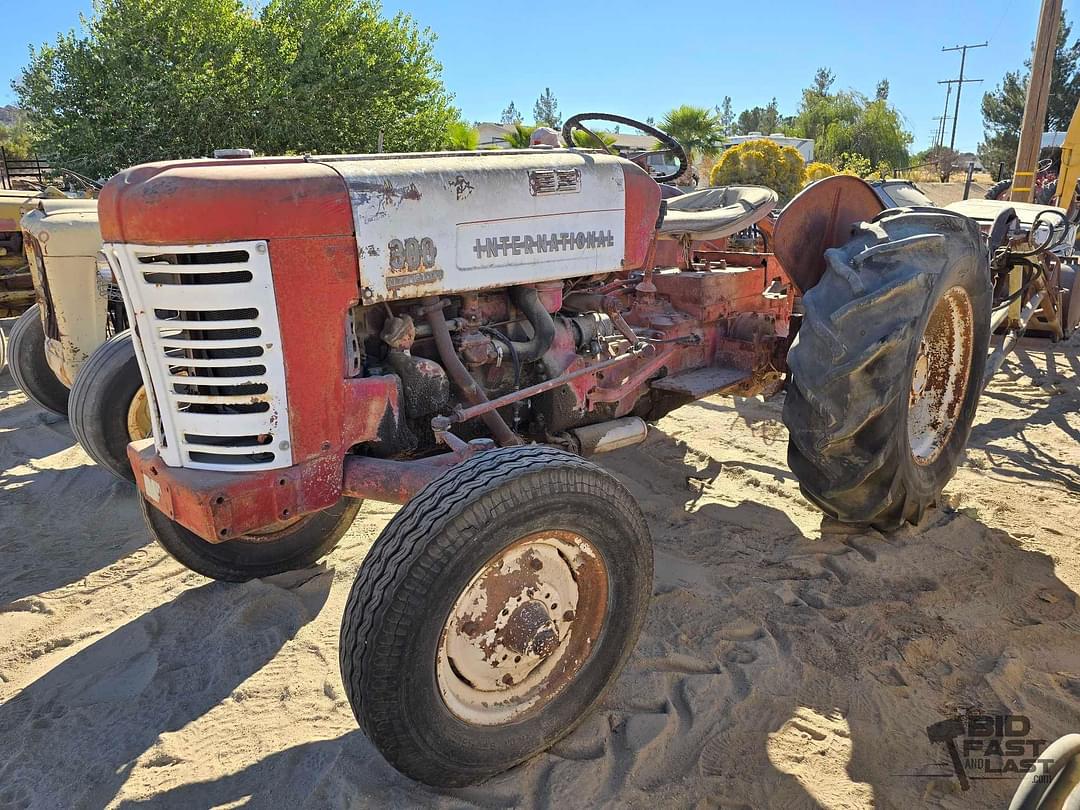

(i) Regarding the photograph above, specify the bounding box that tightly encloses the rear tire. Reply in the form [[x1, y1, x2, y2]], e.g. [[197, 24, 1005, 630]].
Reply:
[[8, 304, 69, 416], [985, 177, 1012, 200], [783, 208, 992, 530], [340, 445, 653, 787], [0, 321, 8, 377], [141, 496, 362, 581], [1060, 264, 1080, 338], [69, 331, 147, 482]]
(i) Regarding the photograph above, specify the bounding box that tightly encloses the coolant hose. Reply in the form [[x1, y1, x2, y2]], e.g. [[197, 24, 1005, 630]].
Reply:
[[508, 285, 556, 362], [422, 297, 521, 446]]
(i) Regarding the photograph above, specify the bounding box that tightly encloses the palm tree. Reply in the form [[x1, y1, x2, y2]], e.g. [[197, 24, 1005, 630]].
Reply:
[[659, 105, 724, 163], [445, 121, 479, 151], [571, 128, 617, 150], [500, 123, 536, 148]]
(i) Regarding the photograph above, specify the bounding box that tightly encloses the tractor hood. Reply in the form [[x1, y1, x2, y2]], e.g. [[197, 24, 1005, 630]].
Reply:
[[21, 206, 102, 258], [98, 150, 662, 302]]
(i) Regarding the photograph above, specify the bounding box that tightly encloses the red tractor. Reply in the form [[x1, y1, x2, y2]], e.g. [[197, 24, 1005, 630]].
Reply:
[[98, 114, 1004, 786]]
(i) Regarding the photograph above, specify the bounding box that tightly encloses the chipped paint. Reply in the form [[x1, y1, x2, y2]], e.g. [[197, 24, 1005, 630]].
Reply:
[[436, 529, 608, 726]]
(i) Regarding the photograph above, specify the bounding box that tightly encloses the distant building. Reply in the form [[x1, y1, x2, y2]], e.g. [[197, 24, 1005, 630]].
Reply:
[[473, 123, 661, 153], [476, 122, 514, 148]]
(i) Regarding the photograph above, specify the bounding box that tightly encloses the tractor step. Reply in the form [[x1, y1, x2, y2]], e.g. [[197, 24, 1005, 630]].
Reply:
[[650, 366, 749, 398]]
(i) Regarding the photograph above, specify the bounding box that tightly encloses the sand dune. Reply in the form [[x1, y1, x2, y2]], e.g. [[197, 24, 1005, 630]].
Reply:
[[1, 333, 1078, 809]]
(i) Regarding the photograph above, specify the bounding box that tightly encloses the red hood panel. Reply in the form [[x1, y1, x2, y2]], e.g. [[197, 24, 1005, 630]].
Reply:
[[99, 158, 354, 244]]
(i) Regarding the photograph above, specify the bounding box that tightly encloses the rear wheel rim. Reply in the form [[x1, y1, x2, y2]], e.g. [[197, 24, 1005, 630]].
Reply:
[[907, 286, 974, 465], [436, 529, 608, 726], [126, 386, 152, 441]]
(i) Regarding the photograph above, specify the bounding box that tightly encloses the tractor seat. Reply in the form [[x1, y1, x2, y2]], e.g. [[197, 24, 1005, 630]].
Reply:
[[657, 185, 778, 242]]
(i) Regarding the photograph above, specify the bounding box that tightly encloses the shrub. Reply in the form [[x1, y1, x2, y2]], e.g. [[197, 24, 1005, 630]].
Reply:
[[709, 138, 806, 203], [804, 161, 837, 184], [835, 151, 873, 178]]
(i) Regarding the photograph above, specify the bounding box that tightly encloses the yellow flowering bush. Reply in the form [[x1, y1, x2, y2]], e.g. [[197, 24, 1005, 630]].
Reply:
[[709, 139, 806, 203], [804, 161, 837, 184]]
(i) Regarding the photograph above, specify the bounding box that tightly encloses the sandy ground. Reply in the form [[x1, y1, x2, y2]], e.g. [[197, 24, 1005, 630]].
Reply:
[[1, 331, 1078, 810]]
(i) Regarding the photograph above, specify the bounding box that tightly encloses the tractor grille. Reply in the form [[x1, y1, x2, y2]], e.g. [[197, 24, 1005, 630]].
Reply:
[[104, 240, 293, 472]]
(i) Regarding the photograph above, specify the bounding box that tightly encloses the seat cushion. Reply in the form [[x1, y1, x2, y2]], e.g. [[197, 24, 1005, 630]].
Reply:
[[657, 185, 778, 242]]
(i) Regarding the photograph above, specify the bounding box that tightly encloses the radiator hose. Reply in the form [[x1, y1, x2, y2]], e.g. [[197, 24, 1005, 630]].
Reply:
[[508, 285, 556, 362]]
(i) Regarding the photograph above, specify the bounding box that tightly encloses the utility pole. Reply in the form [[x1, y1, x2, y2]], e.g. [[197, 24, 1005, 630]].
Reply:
[[1011, 0, 1062, 203], [942, 42, 987, 151], [933, 118, 949, 150], [935, 82, 953, 150], [937, 79, 980, 179]]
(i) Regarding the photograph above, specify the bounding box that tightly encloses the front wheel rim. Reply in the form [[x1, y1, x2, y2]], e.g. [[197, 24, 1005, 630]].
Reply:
[[907, 286, 975, 465], [126, 385, 152, 441], [436, 529, 609, 727]]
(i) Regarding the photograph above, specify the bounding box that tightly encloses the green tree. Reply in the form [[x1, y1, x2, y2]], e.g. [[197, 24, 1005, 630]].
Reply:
[[735, 98, 784, 135], [717, 96, 735, 135], [659, 104, 724, 162], [16, 0, 258, 177], [812, 67, 835, 96], [0, 118, 35, 160], [875, 79, 890, 101], [15, 0, 457, 177], [250, 0, 456, 154], [500, 101, 522, 125], [533, 88, 560, 128], [979, 10, 1080, 173], [789, 68, 911, 167]]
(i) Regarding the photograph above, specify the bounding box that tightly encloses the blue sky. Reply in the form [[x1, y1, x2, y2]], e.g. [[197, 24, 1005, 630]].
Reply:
[[1, 0, 1075, 153]]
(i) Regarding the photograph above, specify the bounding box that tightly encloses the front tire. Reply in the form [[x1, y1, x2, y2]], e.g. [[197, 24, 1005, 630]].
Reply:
[[8, 304, 69, 416], [69, 331, 148, 482], [783, 208, 991, 530], [340, 445, 653, 787], [141, 496, 362, 581]]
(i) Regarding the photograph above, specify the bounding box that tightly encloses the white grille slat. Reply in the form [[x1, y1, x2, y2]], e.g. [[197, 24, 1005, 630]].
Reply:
[[154, 319, 259, 331], [106, 240, 292, 472], [162, 356, 264, 368], [132, 284, 263, 311], [136, 261, 254, 274], [172, 393, 271, 406], [167, 409, 279, 437], [182, 443, 273, 456], [158, 337, 265, 350], [167, 374, 266, 387]]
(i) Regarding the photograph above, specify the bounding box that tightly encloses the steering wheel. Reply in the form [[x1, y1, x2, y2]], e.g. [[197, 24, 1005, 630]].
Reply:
[[561, 113, 688, 184]]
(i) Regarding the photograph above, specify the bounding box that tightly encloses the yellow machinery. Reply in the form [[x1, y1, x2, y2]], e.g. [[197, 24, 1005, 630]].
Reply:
[[1052, 101, 1080, 215]]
